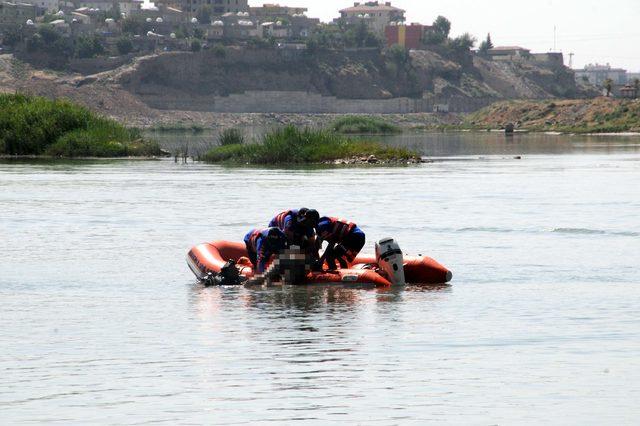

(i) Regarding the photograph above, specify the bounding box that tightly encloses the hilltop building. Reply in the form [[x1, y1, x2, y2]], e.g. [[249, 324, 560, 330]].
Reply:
[[0, 1, 36, 26], [71, 0, 143, 15], [619, 84, 637, 99], [155, 0, 248, 16], [249, 3, 307, 17], [486, 46, 531, 60], [574, 63, 627, 86], [385, 23, 431, 49], [338, 1, 405, 34], [18, 0, 58, 13]]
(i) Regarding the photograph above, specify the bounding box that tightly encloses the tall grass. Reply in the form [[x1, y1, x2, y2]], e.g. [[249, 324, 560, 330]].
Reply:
[[218, 128, 245, 146], [203, 125, 417, 164], [331, 116, 401, 134], [0, 93, 162, 157]]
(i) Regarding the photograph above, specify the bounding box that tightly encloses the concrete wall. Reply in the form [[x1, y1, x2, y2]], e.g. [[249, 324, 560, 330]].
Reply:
[[140, 90, 494, 113]]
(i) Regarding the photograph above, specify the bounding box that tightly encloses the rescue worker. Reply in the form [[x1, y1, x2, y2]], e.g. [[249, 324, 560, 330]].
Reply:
[[243, 227, 288, 274], [269, 208, 320, 249], [316, 216, 366, 270]]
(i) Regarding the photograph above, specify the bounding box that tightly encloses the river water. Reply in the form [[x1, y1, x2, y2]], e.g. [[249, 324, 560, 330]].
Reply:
[[1, 132, 639, 424]]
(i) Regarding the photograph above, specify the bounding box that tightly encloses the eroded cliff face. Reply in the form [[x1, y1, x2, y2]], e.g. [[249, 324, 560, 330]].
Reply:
[[114, 47, 587, 111], [2, 46, 591, 116]]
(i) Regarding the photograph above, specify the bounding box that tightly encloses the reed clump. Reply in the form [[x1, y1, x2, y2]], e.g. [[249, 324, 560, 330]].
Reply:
[[0, 93, 162, 157], [203, 125, 418, 165]]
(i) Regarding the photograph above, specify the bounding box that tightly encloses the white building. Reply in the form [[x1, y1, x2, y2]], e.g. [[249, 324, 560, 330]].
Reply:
[[574, 63, 628, 86], [155, 0, 248, 16], [75, 0, 143, 15], [20, 0, 59, 14], [339, 1, 405, 34]]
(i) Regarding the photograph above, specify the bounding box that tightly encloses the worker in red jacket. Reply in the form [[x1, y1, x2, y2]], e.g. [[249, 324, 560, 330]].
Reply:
[[316, 216, 365, 269], [244, 227, 288, 273]]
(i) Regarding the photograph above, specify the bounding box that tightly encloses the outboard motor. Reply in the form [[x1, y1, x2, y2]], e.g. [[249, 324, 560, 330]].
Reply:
[[375, 238, 406, 286]]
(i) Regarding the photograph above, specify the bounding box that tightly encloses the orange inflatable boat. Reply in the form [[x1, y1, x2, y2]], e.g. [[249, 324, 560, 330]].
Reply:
[[187, 240, 452, 287]]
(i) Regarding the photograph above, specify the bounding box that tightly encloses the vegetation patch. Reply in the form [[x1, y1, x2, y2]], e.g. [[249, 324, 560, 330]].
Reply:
[[202, 125, 418, 165], [464, 98, 640, 133], [218, 128, 245, 146], [331, 116, 401, 134], [0, 94, 162, 157]]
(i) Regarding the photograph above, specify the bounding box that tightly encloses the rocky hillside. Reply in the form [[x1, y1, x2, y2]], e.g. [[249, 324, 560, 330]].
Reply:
[[112, 47, 589, 109], [1, 46, 597, 122], [466, 98, 640, 133]]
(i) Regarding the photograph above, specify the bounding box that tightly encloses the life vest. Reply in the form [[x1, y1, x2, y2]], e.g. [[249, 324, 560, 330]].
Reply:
[[318, 217, 356, 243], [270, 210, 294, 231], [245, 229, 263, 252]]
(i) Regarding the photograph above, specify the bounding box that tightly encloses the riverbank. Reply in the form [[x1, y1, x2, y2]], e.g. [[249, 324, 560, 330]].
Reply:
[[465, 98, 640, 133]]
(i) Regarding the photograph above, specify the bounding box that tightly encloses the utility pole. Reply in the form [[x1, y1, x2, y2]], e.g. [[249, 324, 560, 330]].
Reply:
[[569, 53, 574, 68], [553, 25, 557, 51]]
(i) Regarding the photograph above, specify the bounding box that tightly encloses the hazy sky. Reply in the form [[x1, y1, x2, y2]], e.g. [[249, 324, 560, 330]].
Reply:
[[267, 0, 640, 71]]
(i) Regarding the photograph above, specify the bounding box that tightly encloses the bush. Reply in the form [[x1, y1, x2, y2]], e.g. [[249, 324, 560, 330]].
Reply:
[[190, 39, 201, 52], [218, 128, 245, 146], [212, 43, 227, 58], [331, 116, 401, 134], [448, 33, 476, 52], [116, 37, 133, 55], [46, 122, 161, 157], [203, 125, 416, 164], [75, 35, 105, 59], [0, 93, 160, 157], [2, 27, 21, 47]]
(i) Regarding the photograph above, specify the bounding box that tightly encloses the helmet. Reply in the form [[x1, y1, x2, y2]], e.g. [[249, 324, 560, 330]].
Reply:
[[297, 208, 319, 227]]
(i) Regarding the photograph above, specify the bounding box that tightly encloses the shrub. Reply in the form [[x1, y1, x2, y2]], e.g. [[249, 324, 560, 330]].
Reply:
[[190, 40, 201, 52], [218, 128, 245, 146], [75, 35, 105, 59], [212, 43, 227, 58], [331, 116, 401, 134], [46, 122, 161, 157], [116, 37, 133, 55], [0, 93, 160, 157]]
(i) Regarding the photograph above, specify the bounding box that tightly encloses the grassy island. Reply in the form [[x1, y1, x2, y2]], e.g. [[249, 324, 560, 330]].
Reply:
[[0, 94, 162, 158], [202, 125, 419, 165], [331, 116, 402, 134]]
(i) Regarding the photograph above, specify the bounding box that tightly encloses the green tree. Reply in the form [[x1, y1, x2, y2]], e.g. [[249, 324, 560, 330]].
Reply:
[[449, 33, 476, 52], [634, 78, 640, 98], [433, 16, 451, 38], [212, 43, 226, 58], [193, 27, 204, 40], [26, 34, 44, 53], [196, 6, 212, 25], [423, 16, 451, 46], [38, 25, 61, 45], [603, 78, 614, 97], [122, 16, 145, 35], [2, 27, 22, 47], [190, 39, 201, 52], [75, 35, 104, 59], [386, 44, 409, 77], [478, 33, 493, 54], [116, 37, 133, 55]]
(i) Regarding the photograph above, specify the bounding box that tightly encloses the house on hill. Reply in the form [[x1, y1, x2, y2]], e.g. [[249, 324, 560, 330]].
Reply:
[[338, 1, 405, 34], [486, 46, 531, 60]]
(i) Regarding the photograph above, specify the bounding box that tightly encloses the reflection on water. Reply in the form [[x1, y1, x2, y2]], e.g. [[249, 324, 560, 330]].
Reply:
[[147, 126, 640, 158], [1, 135, 639, 423]]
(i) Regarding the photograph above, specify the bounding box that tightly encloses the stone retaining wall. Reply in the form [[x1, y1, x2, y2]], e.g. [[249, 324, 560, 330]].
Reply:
[[141, 90, 494, 113]]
